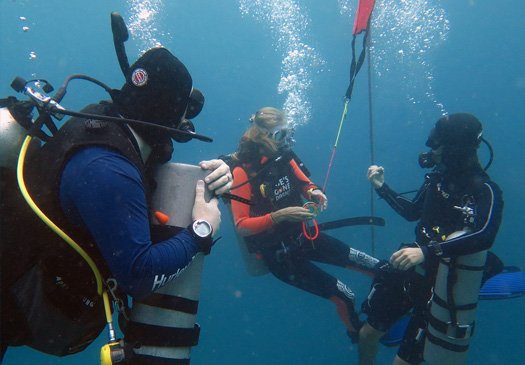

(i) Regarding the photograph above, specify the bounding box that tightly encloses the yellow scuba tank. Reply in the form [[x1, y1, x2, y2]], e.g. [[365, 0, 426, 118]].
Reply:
[[424, 230, 487, 365]]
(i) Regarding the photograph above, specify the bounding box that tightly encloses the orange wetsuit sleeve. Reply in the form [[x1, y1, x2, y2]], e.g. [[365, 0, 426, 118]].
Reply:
[[289, 159, 318, 197], [231, 166, 274, 236]]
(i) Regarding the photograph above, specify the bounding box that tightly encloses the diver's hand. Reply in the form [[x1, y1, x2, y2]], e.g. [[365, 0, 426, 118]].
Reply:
[[367, 165, 385, 189], [271, 207, 314, 224], [389, 247, 424, 271], [199, 159, 232, 195], [192, 180, 221, 236], [310, 189, 328, 211]]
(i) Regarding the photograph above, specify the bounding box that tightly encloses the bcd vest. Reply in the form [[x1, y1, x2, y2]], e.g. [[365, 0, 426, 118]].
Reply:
[[1, 102, 149, 356], [416, 170, 492, 246], [242, 153, 309, 252]]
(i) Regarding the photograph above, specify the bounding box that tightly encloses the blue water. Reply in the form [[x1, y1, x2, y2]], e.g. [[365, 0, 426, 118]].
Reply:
[[1, 0, 524, 364]]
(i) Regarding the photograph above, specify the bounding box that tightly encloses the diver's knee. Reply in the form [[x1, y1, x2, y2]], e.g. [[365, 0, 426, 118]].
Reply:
[[392, 355, 413, 365], [359, 322, 385, 343]]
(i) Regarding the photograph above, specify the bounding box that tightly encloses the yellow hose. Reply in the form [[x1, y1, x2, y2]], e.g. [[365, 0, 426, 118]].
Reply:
[[16, 135, 113, 326]]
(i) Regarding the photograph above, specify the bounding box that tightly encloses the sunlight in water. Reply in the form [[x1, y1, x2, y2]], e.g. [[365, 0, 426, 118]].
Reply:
[[337, 0, 355, 17], [240, 0, 449, 125], [371, 0, 450, 114], [127, 0, 167, 53], [239, 0, 326, 128]]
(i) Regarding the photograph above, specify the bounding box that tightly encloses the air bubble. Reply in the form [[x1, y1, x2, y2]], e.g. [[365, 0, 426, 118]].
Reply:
[[239, 0, 325, 127], [371, 0, 449, 113], [127, 0, 167, 52]]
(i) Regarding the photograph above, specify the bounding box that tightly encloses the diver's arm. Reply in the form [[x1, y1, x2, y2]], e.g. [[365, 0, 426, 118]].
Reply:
[[290, 158, 327, 210], [230, 166, 274, 236], [421, 181, 503, 259], [375, 182, 425, 221], [60, 147, 201, 299], [289, 158, 318, 196]]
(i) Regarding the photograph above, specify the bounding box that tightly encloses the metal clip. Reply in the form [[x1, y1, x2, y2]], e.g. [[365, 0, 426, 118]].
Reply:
[[446, 322, 474, 340], [453, 205, 474, 216], [421, 227, 432, 239], [106, 278, 129, 321]]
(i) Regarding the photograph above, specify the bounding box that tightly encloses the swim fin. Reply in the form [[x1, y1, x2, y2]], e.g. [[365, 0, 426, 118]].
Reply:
[[479, 266, 525, 300]]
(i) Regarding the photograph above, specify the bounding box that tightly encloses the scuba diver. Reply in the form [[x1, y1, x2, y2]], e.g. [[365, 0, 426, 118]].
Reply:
[[0, 28, 232, 365], [358, 113, 504, 365], [225, 106, 383, 343]]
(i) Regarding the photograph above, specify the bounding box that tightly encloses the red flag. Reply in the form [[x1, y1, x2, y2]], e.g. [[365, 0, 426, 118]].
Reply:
[[352, 0, 376, 35]]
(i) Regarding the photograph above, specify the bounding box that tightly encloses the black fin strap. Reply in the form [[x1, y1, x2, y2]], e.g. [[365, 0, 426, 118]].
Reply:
[[130, 354, 190, 365], [316, 216, 385, 231], [426, 330, 470, 352], [137, 294, 199, 315], [432, 292, 478, 311], [125, 322, 200, 347]]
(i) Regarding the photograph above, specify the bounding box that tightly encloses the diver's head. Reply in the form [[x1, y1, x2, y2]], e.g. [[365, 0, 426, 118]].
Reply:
[[419, 113, 482, 171], [236, 107, 292, 163], [242, 107, 293, 159], [112, 47, 204, 163], [114, 47, 193, 132]]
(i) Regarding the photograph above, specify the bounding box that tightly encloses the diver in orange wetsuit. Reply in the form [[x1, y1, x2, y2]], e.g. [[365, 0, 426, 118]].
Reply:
[[227, 106, 381, 342]]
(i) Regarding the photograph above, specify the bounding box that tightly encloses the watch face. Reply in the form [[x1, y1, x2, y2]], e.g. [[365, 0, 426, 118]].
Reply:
[[194, 220, 212, 237]]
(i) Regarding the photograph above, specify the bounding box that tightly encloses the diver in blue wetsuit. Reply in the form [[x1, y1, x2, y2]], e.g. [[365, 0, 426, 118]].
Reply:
[[357, 113, 503, 365], [0, 47, 232, 361]]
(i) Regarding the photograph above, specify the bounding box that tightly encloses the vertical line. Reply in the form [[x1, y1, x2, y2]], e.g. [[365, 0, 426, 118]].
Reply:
[[366, 26, 376, 256]]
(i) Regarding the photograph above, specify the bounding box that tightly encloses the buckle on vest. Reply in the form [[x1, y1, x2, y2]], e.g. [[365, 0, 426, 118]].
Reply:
[[446, 322, 475, 339]]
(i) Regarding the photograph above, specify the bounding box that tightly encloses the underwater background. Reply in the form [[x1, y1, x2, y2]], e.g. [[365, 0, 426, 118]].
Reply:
[[1, 0, 524, 364]]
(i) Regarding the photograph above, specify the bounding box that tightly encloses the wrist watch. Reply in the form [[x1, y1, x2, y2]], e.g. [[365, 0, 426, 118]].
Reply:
[[189, 219, 214, 254], [191, 219, 213, 239]]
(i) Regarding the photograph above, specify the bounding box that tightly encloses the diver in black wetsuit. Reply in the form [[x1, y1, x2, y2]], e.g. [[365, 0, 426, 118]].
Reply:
[[357, 113, 504, 365]]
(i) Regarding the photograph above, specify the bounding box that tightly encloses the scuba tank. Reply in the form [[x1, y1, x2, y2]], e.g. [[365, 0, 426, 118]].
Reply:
[[424, 230, 487, 365], [229, 209, 270, 276], [0, 97, 41, 170], [0, 107, 30, 169], [114, 163, 211, 364]]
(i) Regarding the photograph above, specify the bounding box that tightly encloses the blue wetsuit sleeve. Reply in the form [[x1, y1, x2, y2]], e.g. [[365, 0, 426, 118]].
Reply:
[[60, 147, 200, 299]]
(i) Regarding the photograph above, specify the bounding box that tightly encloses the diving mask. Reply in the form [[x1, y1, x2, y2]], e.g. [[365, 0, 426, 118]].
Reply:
[[269, 126, 295, 150], [268, 127, 288, 142]]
